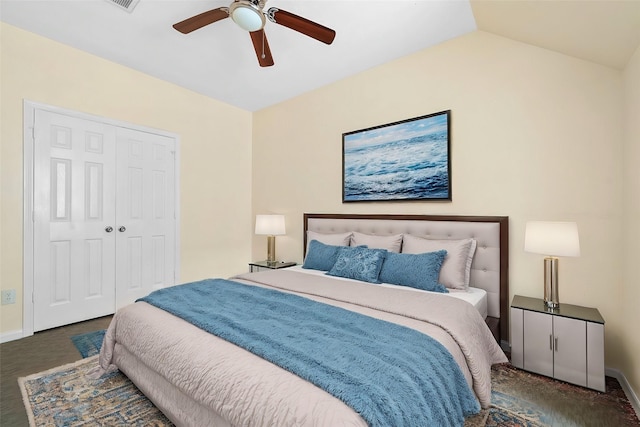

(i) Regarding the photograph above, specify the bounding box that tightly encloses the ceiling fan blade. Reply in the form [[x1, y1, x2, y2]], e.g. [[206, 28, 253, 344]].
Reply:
[[250, 29, 274, 67], [173, 7, 229, 34], [268, 8, 336, 45]]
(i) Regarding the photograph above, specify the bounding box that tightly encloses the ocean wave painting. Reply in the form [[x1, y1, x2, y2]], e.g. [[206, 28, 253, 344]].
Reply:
[[343, 111, 451, 202]]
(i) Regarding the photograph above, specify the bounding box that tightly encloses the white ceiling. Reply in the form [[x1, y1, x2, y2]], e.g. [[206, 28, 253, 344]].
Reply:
[[1, 1, 639, 112]]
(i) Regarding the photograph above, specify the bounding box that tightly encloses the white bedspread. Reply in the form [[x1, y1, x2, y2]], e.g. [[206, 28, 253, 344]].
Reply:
[[99, 270, 507, 426]]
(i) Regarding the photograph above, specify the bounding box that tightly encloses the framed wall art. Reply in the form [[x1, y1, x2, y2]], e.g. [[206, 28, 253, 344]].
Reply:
[[342, 110, 451, 202]]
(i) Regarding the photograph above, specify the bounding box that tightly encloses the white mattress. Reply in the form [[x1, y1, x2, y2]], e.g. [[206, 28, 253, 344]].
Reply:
[[284, 265, 488, 319]]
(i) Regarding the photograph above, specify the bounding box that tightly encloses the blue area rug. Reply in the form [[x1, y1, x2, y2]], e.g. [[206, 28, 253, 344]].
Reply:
[[70, 329, 106, 358]]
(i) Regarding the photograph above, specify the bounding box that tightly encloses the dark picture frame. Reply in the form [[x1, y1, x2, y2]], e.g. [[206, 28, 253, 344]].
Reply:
[[342, 110, 451, 202]]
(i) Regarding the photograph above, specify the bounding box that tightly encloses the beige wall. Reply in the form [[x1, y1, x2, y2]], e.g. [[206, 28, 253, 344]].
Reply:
[[0, 23, 253, 335], [253, 31, 630, 373], [622, 44, 640, 396]]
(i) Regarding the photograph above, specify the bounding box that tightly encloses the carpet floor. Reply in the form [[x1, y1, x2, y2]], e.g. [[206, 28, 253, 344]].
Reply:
[[14, 329, 640, 427]]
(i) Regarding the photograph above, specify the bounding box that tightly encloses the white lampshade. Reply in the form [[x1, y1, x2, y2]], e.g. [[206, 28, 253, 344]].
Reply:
[[255, 214, 285, 236], [524, 221, 580, 257], [230, 2, 265, 32]]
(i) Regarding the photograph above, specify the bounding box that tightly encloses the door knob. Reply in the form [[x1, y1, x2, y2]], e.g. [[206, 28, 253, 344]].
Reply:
[[118, 226, 126, 232], [105, 226, 113, 233]]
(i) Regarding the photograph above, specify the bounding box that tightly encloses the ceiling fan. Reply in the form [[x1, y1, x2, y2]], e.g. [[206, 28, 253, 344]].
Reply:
[[173, 0, 336, 67]]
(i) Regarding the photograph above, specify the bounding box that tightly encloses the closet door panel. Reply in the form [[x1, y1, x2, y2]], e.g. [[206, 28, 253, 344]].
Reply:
[[115, 128, 176, 308], [33, 110, 116, 331]]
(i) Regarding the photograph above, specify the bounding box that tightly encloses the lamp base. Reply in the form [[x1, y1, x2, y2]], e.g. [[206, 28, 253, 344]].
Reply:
[[266, 235, 276, 263], [543, 257, 559, 308]]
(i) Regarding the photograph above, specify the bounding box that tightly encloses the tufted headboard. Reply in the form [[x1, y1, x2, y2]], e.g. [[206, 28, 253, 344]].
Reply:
[[303, 213, 509, 345]]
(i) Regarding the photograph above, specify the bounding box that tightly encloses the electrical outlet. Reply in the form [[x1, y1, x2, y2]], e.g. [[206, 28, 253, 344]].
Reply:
[[1, 289, 16, 305]]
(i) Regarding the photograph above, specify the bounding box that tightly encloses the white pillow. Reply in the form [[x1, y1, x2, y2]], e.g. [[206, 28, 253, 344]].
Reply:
[[350, 232, 403, 253], [306, 231, 352, 253], [401, 234, 477, 290]]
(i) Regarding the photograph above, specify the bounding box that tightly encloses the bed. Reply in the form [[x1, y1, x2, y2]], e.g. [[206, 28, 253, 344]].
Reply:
[[99, 213, 509, 426]]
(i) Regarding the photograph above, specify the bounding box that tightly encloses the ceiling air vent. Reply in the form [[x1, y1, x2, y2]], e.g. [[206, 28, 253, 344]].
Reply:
[[105, 0, 140, 13]]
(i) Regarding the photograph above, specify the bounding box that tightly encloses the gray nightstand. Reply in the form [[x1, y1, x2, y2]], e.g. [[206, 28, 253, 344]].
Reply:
[[249, 261, 296, 273], [510, 295, 605, 391]]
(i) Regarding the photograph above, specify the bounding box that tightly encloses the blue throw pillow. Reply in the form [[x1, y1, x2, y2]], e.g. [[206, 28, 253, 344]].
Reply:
[[326, 246, 387, 283], [378, 250, 449, 293], [302, 240, 342, 271]]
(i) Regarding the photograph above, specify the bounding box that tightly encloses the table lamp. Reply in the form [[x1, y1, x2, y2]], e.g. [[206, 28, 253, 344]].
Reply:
[[255, 214, 286, 264], [524, 221, 580, 308]]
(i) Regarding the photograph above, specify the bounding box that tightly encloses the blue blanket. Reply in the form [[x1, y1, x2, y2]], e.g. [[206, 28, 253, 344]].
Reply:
[[138, 279, 480, 426]]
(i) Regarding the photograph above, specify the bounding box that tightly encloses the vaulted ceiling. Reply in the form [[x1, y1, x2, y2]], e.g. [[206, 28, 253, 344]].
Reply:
[[2, 0, 639, 111]]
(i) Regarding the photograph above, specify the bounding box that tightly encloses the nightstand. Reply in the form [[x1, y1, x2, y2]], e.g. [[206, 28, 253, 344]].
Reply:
[[249, 261, 296, 273], [510, 295, 605, 391]]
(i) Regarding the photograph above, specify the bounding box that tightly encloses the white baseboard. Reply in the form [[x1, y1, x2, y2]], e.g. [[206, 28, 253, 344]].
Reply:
[[606, 367, 640, 419], [0, 329, 24, 344]]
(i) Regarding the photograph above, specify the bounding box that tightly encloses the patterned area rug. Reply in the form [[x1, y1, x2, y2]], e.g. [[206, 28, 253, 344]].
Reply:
[[466, 364, 639, 427], [18, 356, 173, 427], [17, 331, 640, 427]]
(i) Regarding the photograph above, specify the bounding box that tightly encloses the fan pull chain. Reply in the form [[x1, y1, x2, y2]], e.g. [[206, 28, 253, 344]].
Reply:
[[261, 31, 266, 59]]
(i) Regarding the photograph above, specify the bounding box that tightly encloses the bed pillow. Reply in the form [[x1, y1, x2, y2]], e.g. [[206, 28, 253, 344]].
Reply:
[[401, 235, 477, 290], [350, 232, 403, 253], [306, 231, 352, 253], [302, 240, 342, 271], [327, 246, 387, 284], [378, 250, 448, 293]]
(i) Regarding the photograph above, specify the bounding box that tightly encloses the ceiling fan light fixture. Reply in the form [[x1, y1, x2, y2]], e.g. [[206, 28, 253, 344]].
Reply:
[[229, 1, 265, 32]]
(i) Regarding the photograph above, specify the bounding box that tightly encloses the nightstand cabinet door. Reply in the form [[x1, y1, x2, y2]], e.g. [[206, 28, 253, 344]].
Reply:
[[523, 310, 554, 378], [552, 315, 587, 387]]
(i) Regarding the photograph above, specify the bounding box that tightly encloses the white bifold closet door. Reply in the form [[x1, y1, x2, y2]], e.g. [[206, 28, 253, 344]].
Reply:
[[33, 109, 176, 332]]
